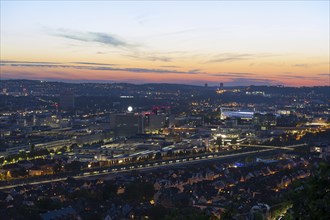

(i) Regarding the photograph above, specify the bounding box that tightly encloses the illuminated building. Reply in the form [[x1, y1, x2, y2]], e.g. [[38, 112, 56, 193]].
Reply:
[[110, 113, 144, 137], [253, 113, 277, 130], [149, 114, 166, 131]]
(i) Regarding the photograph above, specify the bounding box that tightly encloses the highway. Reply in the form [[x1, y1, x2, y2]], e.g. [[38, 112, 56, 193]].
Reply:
[[0, 143, 307, 190], [0, 148, 278, 190]]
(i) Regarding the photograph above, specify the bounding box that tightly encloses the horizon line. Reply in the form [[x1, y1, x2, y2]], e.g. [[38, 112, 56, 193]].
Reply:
[[1, 78, 329, 88]]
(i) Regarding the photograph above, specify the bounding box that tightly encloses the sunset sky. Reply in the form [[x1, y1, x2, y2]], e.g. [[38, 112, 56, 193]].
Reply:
[[1, 1, 329, 86]]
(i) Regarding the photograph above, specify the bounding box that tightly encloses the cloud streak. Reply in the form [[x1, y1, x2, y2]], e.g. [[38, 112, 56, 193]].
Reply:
[[0, 61, 201, 75], [126, 53, 172, 62], [225, 77, 280, 86], [1, 60, 60, 65], [160, 65, 180, 68], [49, 28, 176, 62], [207, 53, 276, 63], [278, 74, 322, 80], [292, 64, 309, 68], [71, 62, 117, 66], [210, 72, 256, 77], [53, 29, 131, 48], [318, 73, 329, 76]]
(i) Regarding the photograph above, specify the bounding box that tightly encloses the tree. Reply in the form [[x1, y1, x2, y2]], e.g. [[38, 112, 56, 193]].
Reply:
[[284, 162, 330, 220], [147, 205, 168, 219], [155, 152, 162, 160], [35, 197, 62, 211], [216, 137, 223, 146], [17, 205, 40, 220], [30, 144, 35, 151], [0, 157, 4, 164], [102, 182, 118, 201], [123, 181, 154, 202], [245, 156, 255, 163], [220, 205, 237, 220], [167, 150, 173, 157], [163, 207, 210, 220], [53, 163, 62, 173], [64, 161, 84, 171]]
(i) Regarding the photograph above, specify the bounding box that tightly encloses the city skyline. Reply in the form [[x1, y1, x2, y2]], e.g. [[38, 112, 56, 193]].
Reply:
[[1, 1, 329, 86]]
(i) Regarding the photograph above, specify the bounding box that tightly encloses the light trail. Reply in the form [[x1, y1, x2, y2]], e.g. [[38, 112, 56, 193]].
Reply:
[[0, 148, 277, 190]]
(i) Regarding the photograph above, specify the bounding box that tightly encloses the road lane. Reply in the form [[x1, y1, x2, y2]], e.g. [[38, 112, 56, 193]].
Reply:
[[0, 148, 276, 190]]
